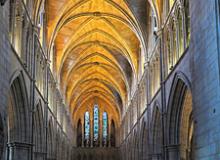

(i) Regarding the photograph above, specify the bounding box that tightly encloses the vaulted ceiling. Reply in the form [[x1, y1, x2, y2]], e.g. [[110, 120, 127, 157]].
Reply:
[[46, 0, 146, 124]]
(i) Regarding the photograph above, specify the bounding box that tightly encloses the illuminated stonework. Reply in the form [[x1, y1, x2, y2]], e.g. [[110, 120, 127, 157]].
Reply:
[[1, 0, 219, 160], [46, 0, 147, 127]]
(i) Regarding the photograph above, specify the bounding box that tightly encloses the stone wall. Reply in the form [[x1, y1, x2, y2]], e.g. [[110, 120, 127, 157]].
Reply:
[[119, 0, 220, 160], [191, 0, 220, 159], [0, 1, 10, 159], [0, 1, 74, 160]]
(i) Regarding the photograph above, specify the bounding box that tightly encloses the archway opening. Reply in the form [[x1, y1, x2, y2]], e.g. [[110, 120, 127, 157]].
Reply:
[[77, 119, 82, 147], [152, 107, 162, 159], [140, 122, 148, 160], [33, 103, 44, 160], [110, 120, 116, 147], [167, 77, 194, 160], [7, 76, 30, 160], [179, 89, 193, 160]]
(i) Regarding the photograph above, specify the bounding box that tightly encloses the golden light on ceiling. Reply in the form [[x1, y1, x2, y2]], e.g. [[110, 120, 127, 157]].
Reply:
[[46, 0, 144, 124]]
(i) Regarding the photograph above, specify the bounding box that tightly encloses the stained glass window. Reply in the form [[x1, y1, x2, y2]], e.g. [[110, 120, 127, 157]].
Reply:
[[103, 112, 108, 141], [93, 105, 99, 142], [84, 111, 90, 141]]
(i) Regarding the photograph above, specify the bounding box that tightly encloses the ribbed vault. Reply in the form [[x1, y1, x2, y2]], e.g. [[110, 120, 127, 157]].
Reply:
[[46, 0, 145, 125]]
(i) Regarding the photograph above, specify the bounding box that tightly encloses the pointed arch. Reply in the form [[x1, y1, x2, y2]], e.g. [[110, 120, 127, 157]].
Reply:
[[166, 72, 193, 159], [55, 130, 62, 159], [47, 118, 54, 159], [110, 120, 116, 147], [77, 119, 82, 147], [140, 119, 148, 160], [151, 104, 162, 158], [8, 72, 30, 143], [33, 100, 45, 158], [133, 130, 139, 160]]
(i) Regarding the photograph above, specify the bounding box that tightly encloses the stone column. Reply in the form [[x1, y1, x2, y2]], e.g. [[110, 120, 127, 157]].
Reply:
[[22, 21, 29, 66], [7, 142, 32, 160], [14, 15, 23, 56], [108, 118, 111, 148], [99, 111, 103, 147], [90, 114, 93, 147], [82, 121, 84, 147], [166, 145, 179, 160], [153, 63, 156, 95], [151, 153, 162, 160], [34, 152, 46, 160]]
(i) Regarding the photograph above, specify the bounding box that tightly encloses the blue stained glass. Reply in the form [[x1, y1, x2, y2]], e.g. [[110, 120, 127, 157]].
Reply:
[[84, 111, 90, 140], [103, 112, 108, 140], [93, 105, 99, 141]]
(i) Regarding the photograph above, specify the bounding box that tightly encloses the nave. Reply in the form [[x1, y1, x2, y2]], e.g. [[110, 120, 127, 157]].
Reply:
[[0, 0, 219, 159]]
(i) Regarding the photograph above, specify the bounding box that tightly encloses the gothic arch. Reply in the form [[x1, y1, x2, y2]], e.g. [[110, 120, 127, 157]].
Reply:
[[133, 131, 139, 160], [7, 72, 31, 159], [132, 131, 137, 160], [8, 72, 30, 143], [47, 118, 54, 159], [55, 131, 61, 160], [166, 72, 193, 160], [126, 135, 132, 160], [125, 140, 129, 160], [151, 104, 162, 159], [110, 120, 116, 147], [140, 119, 148, 160], [33, 101, 45, 160], [76, 119, 82, 147], [33, 0, 45, 25], [61, 138, 67, 159], [147, 0, 161, 27], [121, 142, 126, 160]]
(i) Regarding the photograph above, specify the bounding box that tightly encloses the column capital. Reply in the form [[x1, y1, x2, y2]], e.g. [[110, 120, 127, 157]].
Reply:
[[165, 144, 180, 151], [148, 153, 162, 160], [8, 142, 32, 160], [7, 142, 33, 148], [16, 14, 24, 22], [32, 25, 40, 35], [165, 144, 180, 160]]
